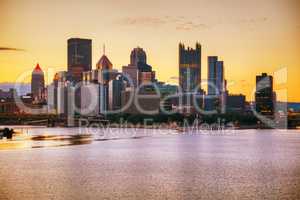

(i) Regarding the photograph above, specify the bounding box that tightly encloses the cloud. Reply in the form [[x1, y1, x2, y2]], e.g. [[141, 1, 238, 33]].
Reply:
[[118, 17, 167, 27], [0, 47, 25, 51], [117, 16, 209, 31], [235, 17, 269, 31], [176, 21, 208, 31], [117, 16, 269, 32]]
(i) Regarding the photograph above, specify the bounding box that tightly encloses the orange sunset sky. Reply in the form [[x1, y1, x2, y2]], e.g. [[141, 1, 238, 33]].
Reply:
[[0, 0, 299, 102]]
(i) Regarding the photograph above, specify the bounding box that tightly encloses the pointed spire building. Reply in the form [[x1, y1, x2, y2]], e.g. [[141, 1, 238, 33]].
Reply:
[[31, 63, 45, 101]]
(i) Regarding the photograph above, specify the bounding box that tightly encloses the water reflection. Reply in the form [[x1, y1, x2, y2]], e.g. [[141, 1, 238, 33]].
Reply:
[[0, 128, 150, 150], [0, 128, 300, 199]]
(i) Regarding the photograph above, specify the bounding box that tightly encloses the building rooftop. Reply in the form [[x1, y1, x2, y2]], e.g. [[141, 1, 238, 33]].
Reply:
[[96, 55, 112, 70]]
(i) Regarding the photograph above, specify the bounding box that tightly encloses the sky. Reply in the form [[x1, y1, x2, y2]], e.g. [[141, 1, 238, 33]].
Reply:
[[0, 0, 299, 102]]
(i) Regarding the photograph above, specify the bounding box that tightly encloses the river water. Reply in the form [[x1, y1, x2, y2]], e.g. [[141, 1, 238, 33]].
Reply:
[[0, 127, 300, 199]]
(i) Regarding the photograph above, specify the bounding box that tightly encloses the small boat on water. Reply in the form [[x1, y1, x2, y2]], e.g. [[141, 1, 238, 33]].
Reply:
[[0, 128, 15, 139]]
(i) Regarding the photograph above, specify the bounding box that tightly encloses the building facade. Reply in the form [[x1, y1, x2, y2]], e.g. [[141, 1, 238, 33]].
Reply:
[[31, 63, 45, 102], [80, 82, 100, 116], [205, 56, 227, 112], [123, 47, 155, 88], [108, 77, 124, 111], [67, 38, 92, 81], [96, 53, 113, 85], [226, 94, 246, 113], [179, 43, 201, 93], [130, 47, 147, 66], [255, 73, 275, 116], [208, 56, 224, 95], [121, 89, 160, 115]]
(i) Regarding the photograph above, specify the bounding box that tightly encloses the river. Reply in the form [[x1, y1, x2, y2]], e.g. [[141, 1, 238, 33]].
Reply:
[[0, 127, 300, 199]]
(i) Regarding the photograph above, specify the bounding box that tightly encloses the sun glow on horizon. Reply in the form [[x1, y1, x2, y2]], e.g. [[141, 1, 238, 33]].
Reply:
[[0, 0, 299, 102]]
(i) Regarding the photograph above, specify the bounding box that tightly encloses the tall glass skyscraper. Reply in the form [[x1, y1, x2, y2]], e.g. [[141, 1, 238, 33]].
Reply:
[[255, 73, 275, 116], [208, 57, 225, 95], [207, 56, 218, 95], [67, 38, 92, 75], [206, 56, 226, 112]]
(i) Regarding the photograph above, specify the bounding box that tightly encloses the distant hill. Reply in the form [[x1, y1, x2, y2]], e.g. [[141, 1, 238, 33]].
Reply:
[[0, 83, 31, 95]]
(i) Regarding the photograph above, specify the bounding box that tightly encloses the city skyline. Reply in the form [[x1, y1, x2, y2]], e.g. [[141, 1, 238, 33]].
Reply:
[[1, 2, 300, 199], [0, 0, 299, 102]]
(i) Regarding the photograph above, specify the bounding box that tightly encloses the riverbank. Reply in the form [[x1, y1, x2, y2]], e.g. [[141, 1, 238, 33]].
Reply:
[[1, 123, 298, 134], [2, 112, 299, 129]]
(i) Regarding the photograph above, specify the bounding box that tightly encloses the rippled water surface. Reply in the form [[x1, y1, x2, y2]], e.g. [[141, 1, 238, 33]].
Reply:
[[0, 128, 300, 200]]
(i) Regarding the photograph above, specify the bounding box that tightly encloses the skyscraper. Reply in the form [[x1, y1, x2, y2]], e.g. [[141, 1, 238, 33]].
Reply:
[[122, 65, 139, 88], [207, 56, 218, 95], [226, 94, 246, 113], [208, 57, 225, 95], [255, 73, 275, 116], [96, 49, 115, 113], [67, 38, 92, 81], [80, 82, 100, 116], [179, 43, 201, 93], [130, 47, 147, 66], [47, 73, 59, 114], [56, 71, 69, 115], [206, 56, 226, 112], [31, 63, 45, 101], [123, 47, 155, 88], [96, 52, 113, 85], [216, 61, 224, 95], [109, 76, 124, 111]]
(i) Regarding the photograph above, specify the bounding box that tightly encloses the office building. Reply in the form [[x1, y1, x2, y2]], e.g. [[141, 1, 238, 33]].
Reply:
[[96, 52, 113, 85], [121, 88, 160, 115], [208, 56, 226, 95], [47, 83, 56, 114], [216, 61, 225, 95], [123, 47, 155, 88], [67, 38, 92, 81], [255, 73, 275, 116], [206, 56, 227, 112], [179, 43, 201, 93], [130, 47, 147, 66], [31, 63, 45, 102], [80, 82, 100, 116], [122, 65, 139, 88], [226, 94, 246, 113], [55, 71, 77, 118], [108, 76, 124, 111]]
